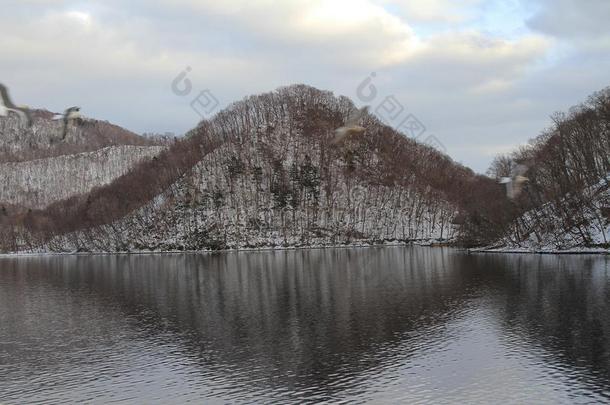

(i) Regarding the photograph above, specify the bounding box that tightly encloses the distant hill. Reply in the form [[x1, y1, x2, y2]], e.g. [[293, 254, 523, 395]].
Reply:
[[0, 110, 166, 212], [0, 109, 163, 163]]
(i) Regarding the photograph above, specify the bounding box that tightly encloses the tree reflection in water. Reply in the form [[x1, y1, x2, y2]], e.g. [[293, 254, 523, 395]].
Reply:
[[1, 248, 609, 403]]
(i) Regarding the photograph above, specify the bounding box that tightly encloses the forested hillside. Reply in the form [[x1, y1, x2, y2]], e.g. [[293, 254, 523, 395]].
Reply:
[[487, 88, 610, 250], [1, 85, 506, 253], [0, 108, 168, 212], [0, 145, 164, 209]]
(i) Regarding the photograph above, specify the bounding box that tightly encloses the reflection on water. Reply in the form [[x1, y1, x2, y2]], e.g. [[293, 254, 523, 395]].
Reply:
[[0, 248, 609, 403]]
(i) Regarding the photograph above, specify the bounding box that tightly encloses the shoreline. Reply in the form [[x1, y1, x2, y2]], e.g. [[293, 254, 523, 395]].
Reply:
[[0, 240, 456, 258], [469, 247, 610, 255], [3, 243, 608, 258]]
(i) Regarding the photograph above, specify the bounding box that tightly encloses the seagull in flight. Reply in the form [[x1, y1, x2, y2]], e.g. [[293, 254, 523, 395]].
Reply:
[[0, 83, 33, 127], [53, 106, 81, 140], [500, 164, 529, 200], [332, 106, 369, 145]]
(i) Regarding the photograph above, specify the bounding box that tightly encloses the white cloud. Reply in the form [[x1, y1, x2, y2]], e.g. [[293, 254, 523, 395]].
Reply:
[[1, 0, 607, 172], [386, 32, 550, 96], [156, 0, 422, 67]]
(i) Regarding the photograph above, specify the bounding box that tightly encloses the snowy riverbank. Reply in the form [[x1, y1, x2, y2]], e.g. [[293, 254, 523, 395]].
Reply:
[[470, 246, 610, 255], [0, 238, 454, 257]]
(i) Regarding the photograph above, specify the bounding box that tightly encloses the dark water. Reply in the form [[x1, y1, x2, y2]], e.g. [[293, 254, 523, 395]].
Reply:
[[1, 247, 609, 404]]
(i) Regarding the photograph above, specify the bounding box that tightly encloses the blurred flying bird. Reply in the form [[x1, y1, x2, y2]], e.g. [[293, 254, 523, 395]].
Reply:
[[0, 83, 33, 127], [332, 106, 369, 145], [500, 164, 529, 200], [53, 106, 81, 140]]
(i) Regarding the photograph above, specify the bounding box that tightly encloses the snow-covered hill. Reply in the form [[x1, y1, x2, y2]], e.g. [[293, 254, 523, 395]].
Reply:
[[0, 107, 167, 211], [5, 85, 468, 253], [42, 141, 457, 252]]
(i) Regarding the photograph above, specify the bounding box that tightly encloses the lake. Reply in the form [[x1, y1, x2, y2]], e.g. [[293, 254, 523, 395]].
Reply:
[[1, 247, 609, 403]]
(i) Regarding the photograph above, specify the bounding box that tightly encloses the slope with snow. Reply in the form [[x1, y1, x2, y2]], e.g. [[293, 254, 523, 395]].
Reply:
[[0, 145, 165, 209], [488, 175, 610, 252], [42, 141, 457, 252]]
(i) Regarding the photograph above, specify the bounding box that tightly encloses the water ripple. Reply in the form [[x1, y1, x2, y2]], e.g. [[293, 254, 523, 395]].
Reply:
[[1, 248, 609, 403]]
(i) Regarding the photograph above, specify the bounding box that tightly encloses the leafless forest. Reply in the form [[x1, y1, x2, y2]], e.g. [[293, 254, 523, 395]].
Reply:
[[0, 85, 608, 252], [488, 88, 610, 249]]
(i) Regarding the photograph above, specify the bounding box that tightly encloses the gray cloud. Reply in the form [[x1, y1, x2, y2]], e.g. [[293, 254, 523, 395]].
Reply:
[[526, 0, 610, 38], [0, 0, 608, 172]]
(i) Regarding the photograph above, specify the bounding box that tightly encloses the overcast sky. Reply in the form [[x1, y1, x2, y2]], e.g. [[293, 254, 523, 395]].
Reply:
[[1, 0, 609, 172]]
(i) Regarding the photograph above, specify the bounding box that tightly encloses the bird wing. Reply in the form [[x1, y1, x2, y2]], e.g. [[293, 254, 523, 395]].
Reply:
[[512, 164, 528, 177], [514, 175, 529, 185], [332, 126, 366, 145], [0, 84, 33, 126], [65, 106, 82, 120], [61, 113, 70, 140], [20, 108, 33, 127], [512, 181, 524, 198], [332, 127, 349, 144], [0, 83, 17, 109], [506, 182, 515, 199], [345, 106, 368, 127]]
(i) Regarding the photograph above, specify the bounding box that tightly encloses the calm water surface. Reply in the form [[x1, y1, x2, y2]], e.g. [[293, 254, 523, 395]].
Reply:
[[1, 247, 609, 404]]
